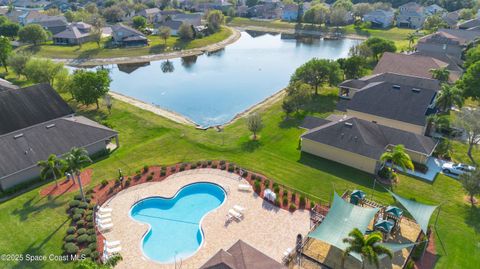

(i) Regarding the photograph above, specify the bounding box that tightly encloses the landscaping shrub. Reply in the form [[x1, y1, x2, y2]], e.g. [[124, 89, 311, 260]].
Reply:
[[64, 243, 79, 254], [146, 175, 153, 181], [264, 179, 270, 188], [66, 226, 76, 235], [88, 235, 97, 243], [289, 204, 297, 211], [76, 220, 86, 227], [90, 251, 99, 260], [191, 163, 197, 169], [272, 182, 278, 189], [378, 166, 394, 179], [72, 214, 82, 221], [115, 178, 121, 186], [86, 189, 94, 195], [251, 174, 257, 180], [125, 178, 131, 187], [78, 202, 88, 209], [273, 186, 280, 194], [69, 200, 80, 208], [101, 180, 109, 188], [150, 171, 154, 176], [88, 203, 95, 210], [80, 248, 91, 257], [87, 228, 96, 235], [180, 164, 186, 171], [299, 196, 306, 208], [242, 171, 248, 178], [291, 192, 296, 202], [211, 163, 218, 169], [86, 221, 94, 228], [134, 173, 141, 181], [207, 160, 212, 165], [254, 180, 261, 193], [283, 196, 289, 206], [228, 165, 234, 172], [275, 197, 281, 207], [161, 166, 167, 171], [196, 161, 202, 166], [73, 208, 85, 216], [310, 201, 315, 209], [108, 186, 115, 194], [160, 170, 166, 176], [202, 162, 208, 168], [65, 234, 76, 242], [88, 243, 97, 252], [77, 234, 89, 244], [77, 228, 87, 235], [143, 165, 149, 173], [220, 160, 226, 165], [135, 169, 141, 175], [74, 194, 83, 201], [170, 166, 176, 172], [220, 164, 226, 170]]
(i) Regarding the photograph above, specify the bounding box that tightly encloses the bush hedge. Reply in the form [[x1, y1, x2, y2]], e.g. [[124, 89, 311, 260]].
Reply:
[[76, 220, 86, 227], [88, 235, 97, 243], [69, 200, 80, 208], [66, 226, 76, 234], [64, 243, 79, 254], [64, 234, 76, 242], [146, 175, 153, 181], [80, 248, 91, 257], [78, 202, 88, 209], [74, 194, 83, 200], [87, 228, 96, 235], [90, 251, 99, 260], [72, 214, 82, 221], [88, 243, 97, 252], [283, 196, 289, 206], [77, 234, 89, 244], [299, 196, 306, 208], [289, 204, 297, 211], [254, 180, 261, 193], [77, 228, 87, 235], [101, 180, 108, 187]]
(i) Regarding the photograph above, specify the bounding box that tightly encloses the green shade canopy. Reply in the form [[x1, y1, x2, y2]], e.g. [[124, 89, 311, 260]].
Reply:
[[374, 219, 394, 233], [308, 193, 380, 261], [377, 242, 418, 259], [388, 190, 438, 234], [386, 206, 403, 218]]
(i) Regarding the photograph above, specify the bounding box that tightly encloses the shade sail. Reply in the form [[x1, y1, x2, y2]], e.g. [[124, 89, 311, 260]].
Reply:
[[308, 193, 380, 261], [388, 190, 437, 234], [377, 242, 419, 259]]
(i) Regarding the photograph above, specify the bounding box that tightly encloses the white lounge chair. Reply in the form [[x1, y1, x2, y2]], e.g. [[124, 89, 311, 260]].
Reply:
[[104, 240, 121, 248], [98, 207, 113, 213], [228, 209, 243, 220], [96, 212, 111, 219], [283, 248, 293, 262], [97, 218, 112, 224], [105, 246, 121, 254], [233, 205, 246, 212], [98, 222, 113, 231], [238, 184, 252, 192], [225, 213, 234, 223]]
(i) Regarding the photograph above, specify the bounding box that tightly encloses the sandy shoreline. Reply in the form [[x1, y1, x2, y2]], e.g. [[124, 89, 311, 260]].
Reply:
[[55, 27, 241, 67]]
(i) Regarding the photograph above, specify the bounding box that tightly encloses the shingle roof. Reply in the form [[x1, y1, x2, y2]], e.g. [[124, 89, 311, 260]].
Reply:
[[300, 116, 331, 129], [458, 19, 480, 30], [54, 22, 92, 39], [30, 15, 68, 28], [200, 240, 285, 269], [160, 20, 183, 30], [339, 73, 440, 92], [436, 28, 480, 44], [0, 84, 74, 135], [373, 52, 448, 79], [346, 81, 438, 126], [302, 117, 437, 160], [0, 78, 19, 92], [0, 116, 117, 179], [111, 23, 146, 41]]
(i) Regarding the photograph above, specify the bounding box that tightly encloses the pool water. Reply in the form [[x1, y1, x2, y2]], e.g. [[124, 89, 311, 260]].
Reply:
[[130, 182, 226, 263]]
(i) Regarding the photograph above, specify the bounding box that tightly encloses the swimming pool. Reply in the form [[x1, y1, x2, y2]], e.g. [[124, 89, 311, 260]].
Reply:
[[129, 182, 226, 263]]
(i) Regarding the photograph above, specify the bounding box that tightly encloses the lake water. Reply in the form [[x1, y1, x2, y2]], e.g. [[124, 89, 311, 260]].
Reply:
[[102, 31, 360, 127]]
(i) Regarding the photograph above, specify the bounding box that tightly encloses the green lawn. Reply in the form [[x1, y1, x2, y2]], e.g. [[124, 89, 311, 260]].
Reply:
[[15, 27, 233, 59], [227, 17, 296, 30], [0, 88, 478, 268]]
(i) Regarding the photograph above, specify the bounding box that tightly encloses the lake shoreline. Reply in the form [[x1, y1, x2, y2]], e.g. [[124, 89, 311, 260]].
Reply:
[[55, 27, 241, 67]]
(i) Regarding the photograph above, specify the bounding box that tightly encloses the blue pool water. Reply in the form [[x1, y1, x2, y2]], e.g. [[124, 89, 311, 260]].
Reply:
[[130, 182, 226, 263]]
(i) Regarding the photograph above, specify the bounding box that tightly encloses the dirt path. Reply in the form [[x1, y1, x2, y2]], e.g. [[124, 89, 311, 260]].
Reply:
[[55, 27, 241, 67]]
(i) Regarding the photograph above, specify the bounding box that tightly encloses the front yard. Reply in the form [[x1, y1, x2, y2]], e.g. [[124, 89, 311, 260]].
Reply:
[[0, 89, 478, 268], [15, 27, 233, 59]]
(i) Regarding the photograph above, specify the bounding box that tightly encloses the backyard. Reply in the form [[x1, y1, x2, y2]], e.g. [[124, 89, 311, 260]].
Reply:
[[15, 27, 233, 59], [0, 88, 478, 268]]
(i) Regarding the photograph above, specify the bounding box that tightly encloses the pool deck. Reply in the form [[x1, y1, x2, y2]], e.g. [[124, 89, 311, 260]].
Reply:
[[101, 168, 311, 269]]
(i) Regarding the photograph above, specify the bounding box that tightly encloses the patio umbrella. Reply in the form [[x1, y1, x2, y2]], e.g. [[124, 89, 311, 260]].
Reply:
[[350, 190, 366, 205], [386, 206, 403, 218], [374, 219, 394, 234]]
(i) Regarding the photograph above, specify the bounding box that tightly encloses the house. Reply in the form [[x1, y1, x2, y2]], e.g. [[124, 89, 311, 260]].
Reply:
[[373, 52, 459, 81], [200, 240, 285, 269], [338, 73, 439, 135], [111, 23, 148, 47], [44, 0, 73, 12], [19, 10, 43, 25], [363, 9, 395, 28], [282, 4, 299, 22], [13, 0, 49, 8], [457, 19, 480, 30], [4, 9, 29, 24], [442, 10, 461, 28], [0, 78, 19, 92], [154, 10, 184, 23], [53, 22, 95, 45], [0, 84, 118, 190], [248, 3, 282, 19], [29, 15, 68, 35], [159, 20, 183, 35], [416, 29, 480, 61], [170, 13, 202, 27], [397, 2, 426, 29], [424, 4, 445, 16], [300, 116, 437, 174], [139, 8, 161, 23], [236, 5, 248, 17]]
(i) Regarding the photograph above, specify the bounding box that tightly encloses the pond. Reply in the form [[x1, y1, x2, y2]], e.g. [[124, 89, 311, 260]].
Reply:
[[98, 31, 360, 127]]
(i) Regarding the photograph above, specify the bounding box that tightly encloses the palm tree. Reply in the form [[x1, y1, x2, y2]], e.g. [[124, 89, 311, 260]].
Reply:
[[38, 154, 66, 188], [65, 147, 92, 202], [342, 228, 393, 269], [434, 84, 464, 112], [430, 67, 450, 83], [380, 144, 414, 173], [406, 32, 417, 50]]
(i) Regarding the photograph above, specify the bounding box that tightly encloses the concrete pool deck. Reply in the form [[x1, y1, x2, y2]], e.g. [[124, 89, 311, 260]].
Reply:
[[100, 168, 311, 269]]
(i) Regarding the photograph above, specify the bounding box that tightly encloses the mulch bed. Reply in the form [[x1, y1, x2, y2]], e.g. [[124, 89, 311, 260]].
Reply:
[[415, 231, 438, 269], [40, 169, 93, 197]]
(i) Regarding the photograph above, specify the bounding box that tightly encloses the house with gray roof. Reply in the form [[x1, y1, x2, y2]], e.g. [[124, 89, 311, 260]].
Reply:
[[29, 15, 68, 35], [111, 23, 148, 47], [424, 4, 445, 16], [159, 20, 183, 35], [363, 9, 394, 28], [458, 18, 480, 30], [300, 116, 437, 174], [0, 84, 118, 191], [397, 2, 426, 29], [139, 8, 161, 23], [53, 22, 95, 45]]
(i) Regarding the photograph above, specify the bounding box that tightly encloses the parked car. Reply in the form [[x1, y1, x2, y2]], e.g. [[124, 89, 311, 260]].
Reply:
[[442, 163, 476, 175]]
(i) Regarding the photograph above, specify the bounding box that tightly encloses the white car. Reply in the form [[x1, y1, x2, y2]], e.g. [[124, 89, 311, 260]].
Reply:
[[442, 163, 476, 176]]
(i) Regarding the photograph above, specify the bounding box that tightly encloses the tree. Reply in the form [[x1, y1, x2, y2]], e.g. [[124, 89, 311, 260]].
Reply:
[[18, 24, 48, 45], [85, 3, 98, 14], [459, 8, 475, 20], [158, 26, 171, 45], [38, 154, 65, 188], [284, 81, 311, 113], [246, 0, 258, 7], [434, 84, 464, 112], [458, 61, 480, 100], [290, 58, 343, 95], [178, 22, 194, 40], [103, 6, 125, 22], [7, 52, 30, 77], [64, 10, 74, 22], [423, 15, 448, 33], [349, 43, 373, 58], [207, 10, 225, 33], [0, 22, 20, 39], [430, 67, 450, 83], [303, 4, 330, 25], [132, 16, 147, 29], [380, 144, 414, 172], [352, 3, 373, 18], [342, 228, 393, 269], [406, 32, 417, 51], [338, 56, 368, 79], [455, 108, 480, 164], [332, 0, 353, 11], [329, 7, 348, 27], [246, 113, 263, 140], [25, 58, 66, 85], [460, 170, 480, 206], [70, 69, 111, 109], [365, 37, 396, 61], [65, 147, 92, 202], [0, 37, 12, 72], [465, 45, 480, 68]]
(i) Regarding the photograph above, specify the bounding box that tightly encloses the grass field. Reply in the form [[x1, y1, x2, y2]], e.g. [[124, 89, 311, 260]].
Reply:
[[15, 27, 233, 59], [0, 84, 478, 268]]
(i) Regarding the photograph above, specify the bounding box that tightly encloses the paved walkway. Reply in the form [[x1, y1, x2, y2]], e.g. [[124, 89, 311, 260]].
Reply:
[[101, 169, 311, 269], [398, 158, 445, 182]]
